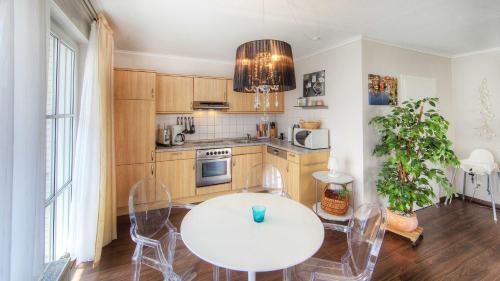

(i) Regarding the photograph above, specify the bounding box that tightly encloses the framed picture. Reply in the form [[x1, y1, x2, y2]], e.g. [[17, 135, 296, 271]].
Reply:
[[303, 70, 325, 97], [368, 74, 398, 105]]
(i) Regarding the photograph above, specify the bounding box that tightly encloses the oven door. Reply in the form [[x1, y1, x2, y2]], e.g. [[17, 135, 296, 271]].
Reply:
[[196, 157, 231, 187]]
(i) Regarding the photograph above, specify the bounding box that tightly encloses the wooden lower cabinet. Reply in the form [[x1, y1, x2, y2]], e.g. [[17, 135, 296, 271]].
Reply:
[[287, 161, 300, 201], [155, 158, 196, 200], [231, 153, 263, 190], [264, 149, 329, 207], [116, 163, 155, 209]]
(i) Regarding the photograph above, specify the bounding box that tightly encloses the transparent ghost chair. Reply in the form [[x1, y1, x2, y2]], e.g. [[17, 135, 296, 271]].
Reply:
[[242, 162, 290, 198], [287, 203, 387, 281], [128, 176, 202, 281]]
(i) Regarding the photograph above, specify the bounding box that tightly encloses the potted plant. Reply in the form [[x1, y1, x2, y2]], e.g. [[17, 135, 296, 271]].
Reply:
[[370, 97, 459, 232]]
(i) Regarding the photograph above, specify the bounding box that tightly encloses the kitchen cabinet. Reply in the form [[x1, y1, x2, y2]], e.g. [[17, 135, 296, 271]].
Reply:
[[232, 153, 263, 190], [116, 163, 155, 208], [156, 75, 194, 113], [156, 158, 196, 200], [114, 69, 155, 100], [194, 77, 226, 102], [114, 69, 157, 215], [264, 147, 329, 206], [264, 148, 290, 193], [226, 79, 257, 112], [114, 99, 156, 165], [258, 92, 285, 112]]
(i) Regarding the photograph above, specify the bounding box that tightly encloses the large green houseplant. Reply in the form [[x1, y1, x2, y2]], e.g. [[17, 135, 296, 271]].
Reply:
[[370, 97, 459, 232]]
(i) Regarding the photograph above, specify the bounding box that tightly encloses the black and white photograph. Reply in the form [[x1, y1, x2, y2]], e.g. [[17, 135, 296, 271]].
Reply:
[[303, 70, 325, 97]]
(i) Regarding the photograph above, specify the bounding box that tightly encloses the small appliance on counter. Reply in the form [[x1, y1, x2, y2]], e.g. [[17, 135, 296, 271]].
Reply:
[[170, 125, 185, 146], [293, 128, 329, 149], [156, 125, 171, 146]]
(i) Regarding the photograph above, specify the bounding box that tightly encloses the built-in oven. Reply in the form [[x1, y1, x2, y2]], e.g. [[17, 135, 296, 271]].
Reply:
[[196, 148, 232, 187]]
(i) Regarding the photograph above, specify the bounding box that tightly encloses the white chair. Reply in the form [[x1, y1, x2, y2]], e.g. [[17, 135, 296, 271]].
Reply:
[[128, 177, 204, 281], [460, 149, 499, 222], [242, 162, 290, 198], [286, 203, 387, 281]]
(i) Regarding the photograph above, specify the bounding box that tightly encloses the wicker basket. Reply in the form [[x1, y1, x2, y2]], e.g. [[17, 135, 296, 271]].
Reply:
[[321, 188, 349, 215], [299, 120, 321, 129]]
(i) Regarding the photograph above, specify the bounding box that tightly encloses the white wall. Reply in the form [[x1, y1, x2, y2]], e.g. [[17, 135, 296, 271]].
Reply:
[[361, 39, 453, 204], [277, 40, 365, 206], [157, 112, 277, 141], [114, 50, 234, 77], [451, 50, 500, 204]]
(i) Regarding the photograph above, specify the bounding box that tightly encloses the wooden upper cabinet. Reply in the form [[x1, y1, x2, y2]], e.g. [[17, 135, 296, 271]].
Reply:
[[194, 77, 227, 102], [156, 75, 194, 113], [258, 92, 285, 112], [226, 79, 257, 112], [114, 70, 155, 100], [114, 99, 156, 165]]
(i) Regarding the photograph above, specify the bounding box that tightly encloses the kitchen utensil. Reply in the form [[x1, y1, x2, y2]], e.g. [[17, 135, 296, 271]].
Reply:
[[190, 117, 196, 134]]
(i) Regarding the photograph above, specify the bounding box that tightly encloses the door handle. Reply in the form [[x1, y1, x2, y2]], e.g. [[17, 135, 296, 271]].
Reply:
[[151, 151, 154, 161], [193, 164, 195, 170], [151, 88, 154, 98], [233, 159, 236, 167], [151, 165, 154, 176]]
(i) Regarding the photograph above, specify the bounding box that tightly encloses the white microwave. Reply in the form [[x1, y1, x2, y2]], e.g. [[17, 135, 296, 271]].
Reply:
[[293, 128, 329, 149]]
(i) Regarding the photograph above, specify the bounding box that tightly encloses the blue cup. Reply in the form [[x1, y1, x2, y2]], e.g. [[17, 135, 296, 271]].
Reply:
[[252, 205, 266, 223]]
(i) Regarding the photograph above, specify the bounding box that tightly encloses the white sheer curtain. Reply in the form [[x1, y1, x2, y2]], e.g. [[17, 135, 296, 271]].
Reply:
[[69, 22, 101, 263], [0, 0, 48, 279]]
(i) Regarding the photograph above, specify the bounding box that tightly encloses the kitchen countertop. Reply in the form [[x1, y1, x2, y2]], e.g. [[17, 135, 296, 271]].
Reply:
[[156, 138, 330, 155]]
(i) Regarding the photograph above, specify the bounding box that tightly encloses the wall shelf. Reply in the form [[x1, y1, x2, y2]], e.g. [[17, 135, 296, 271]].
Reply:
[[293, 105, 328, 109]]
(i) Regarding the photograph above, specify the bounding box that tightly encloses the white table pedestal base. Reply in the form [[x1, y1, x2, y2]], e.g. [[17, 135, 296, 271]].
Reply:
[[248, 271, 256, 281]]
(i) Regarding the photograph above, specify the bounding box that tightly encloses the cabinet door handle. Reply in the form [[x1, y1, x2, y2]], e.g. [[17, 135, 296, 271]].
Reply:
[[151, 165, 154, 176], [193, 164, 196, 170], [151, 88, 154, 98], [151, 151, 154, 161], [232, 159, 236, 167]]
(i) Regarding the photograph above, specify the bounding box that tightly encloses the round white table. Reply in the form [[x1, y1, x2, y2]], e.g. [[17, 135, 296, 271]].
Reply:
[[180, 193, 324, 281]]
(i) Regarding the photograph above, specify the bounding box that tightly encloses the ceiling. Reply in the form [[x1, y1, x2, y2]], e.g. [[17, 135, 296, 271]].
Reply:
[[100, 0, 500, 61]]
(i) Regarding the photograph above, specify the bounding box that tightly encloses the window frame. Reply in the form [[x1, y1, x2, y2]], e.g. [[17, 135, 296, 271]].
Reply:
[[45, 27, 78, 263]]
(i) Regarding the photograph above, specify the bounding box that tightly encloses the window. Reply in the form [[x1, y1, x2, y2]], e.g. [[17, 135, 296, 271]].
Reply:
[[45, 32, 76, 263]]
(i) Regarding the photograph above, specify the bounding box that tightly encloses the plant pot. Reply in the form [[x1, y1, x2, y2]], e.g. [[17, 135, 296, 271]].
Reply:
[[387, 210, 418, 232]]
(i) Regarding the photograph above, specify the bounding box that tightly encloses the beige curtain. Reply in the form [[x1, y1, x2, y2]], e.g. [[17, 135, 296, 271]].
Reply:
[[94, 14, 116, 264]]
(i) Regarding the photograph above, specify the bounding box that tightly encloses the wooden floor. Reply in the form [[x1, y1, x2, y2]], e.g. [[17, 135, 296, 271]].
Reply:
[[76, 200, 500, 281]]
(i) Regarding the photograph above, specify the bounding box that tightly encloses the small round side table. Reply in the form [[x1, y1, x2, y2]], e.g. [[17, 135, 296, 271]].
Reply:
[[312, 171, 355, 221]]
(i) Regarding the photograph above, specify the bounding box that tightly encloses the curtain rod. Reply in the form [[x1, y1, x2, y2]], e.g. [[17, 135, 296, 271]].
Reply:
[[82, 0, 98, 21]]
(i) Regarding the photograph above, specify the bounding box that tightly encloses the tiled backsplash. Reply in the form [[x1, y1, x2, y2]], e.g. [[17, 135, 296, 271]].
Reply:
[[156, 111, 277, 141]]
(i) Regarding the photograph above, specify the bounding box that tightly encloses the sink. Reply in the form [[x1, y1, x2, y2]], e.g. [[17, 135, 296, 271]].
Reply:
[[233, 139, 254, 144], [232, 138, 268, 144]]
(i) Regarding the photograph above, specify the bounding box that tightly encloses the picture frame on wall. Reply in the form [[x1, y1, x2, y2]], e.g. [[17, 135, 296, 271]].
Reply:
[[303, 70, 325, 97], [368, 74, 398, 105]]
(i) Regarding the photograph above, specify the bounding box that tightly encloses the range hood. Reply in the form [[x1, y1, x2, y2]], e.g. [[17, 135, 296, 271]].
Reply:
[[193, 101, 230, 110]]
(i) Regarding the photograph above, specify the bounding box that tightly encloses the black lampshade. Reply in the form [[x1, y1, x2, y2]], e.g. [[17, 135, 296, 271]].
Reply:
[[233, 39, 296, 93]]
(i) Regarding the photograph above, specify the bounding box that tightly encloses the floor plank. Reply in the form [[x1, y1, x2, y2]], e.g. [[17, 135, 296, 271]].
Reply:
[[76, 200, 500, 281]]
